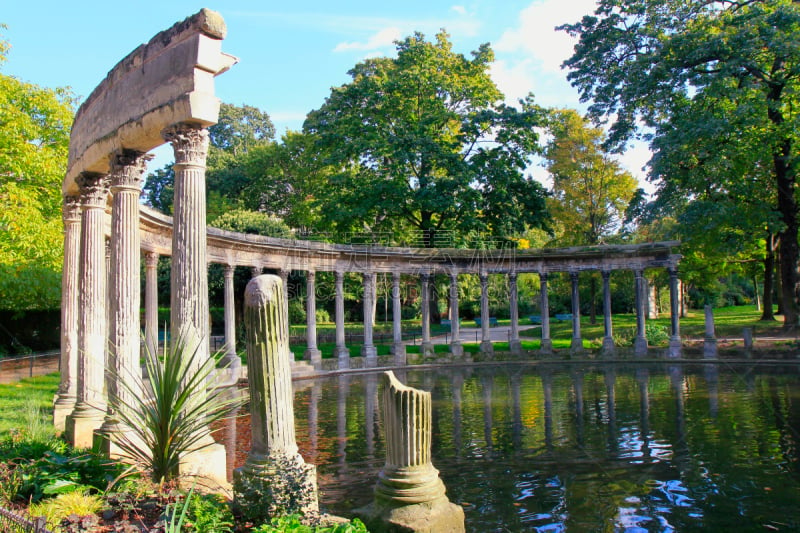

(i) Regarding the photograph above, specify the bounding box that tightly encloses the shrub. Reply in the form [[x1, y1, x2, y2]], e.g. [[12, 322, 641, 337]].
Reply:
[[645, 323, 670, 346], [252, 513, 369, 533], [27, 491, 103, 531]]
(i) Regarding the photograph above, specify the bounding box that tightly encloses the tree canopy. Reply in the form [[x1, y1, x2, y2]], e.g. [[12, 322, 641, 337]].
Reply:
[[304, 31, 549, 247], [560, 0, 800, 325], [0, 30, 75, 310]]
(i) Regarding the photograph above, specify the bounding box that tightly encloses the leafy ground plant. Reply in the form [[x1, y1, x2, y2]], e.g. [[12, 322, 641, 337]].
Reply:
[[26, 491, 102, 531], [105, 331, 245, 484], [252, 513, 369, 533]]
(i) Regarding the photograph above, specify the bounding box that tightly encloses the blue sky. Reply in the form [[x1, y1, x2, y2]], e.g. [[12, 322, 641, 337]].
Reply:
[[1, 0, 652, 191]]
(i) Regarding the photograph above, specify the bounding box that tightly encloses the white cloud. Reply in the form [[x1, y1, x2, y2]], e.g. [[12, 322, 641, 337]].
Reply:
[[334, 27, 402, 52], [451, 5, 467, 16], [495, 0, 597, 73]]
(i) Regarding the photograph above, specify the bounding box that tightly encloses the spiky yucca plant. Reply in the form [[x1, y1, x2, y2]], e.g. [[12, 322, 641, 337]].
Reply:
[[105, 331, 245, 484]]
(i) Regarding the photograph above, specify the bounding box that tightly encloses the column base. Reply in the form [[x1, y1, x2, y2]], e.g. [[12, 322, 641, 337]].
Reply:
[[180, 436, 229, 489], [66, 407, 105, 449], [600, 337, 616, 358], [509, 339, 522, 355], [233, 452, 318, 524], [540, 338, 553, 355], [479, 341, 494, 356], [634, 336, 649, 357], [392, 343, 407, 366], [52, 394, 76, 433], [570, 337, 584, 355], [357, 498, 465, 533], [362, 344, 378, 367], [449, 342, 464, 358], [421, 342, 435, 358], [703, 338, 718, 359], [304, 348, 322, 368], [667, 337, 682, 359]]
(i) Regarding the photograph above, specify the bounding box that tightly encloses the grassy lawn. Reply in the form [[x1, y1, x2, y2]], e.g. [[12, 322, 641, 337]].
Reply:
[[0, 373, 59, 436]]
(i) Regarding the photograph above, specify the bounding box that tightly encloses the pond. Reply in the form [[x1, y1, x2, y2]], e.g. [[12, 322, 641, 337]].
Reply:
[[219, 362, 800, 532]]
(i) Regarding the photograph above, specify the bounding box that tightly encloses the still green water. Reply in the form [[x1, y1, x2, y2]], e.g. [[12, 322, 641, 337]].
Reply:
[[234, 363, 800, 531]]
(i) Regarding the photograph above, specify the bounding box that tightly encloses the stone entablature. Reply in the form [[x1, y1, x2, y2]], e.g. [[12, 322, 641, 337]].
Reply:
[[139, 206, 680, 275], [63, 8, 236, 196]]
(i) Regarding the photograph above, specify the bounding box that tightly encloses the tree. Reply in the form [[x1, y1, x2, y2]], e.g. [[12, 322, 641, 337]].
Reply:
[[560, 0, 800, 326], [542, 108, 638, 323], [0, 29, 75, 310], [304, 31, 549, 248], [543, 109, 637, 246]]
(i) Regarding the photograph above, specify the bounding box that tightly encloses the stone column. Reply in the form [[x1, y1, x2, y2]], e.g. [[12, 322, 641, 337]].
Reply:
[[234, 275, 318, 522], [144, 251, 159, 357], [569, 271, 583, 354], [449, 271, 464, 357], [334, 270, 349, 368], [356, 371, 465, 532], [420, 273, 435, 357], [601, 270, 615, 356], [704, 304, 718, 359], [633, 269, 648, 356], [667, 267, 682, 358], [278, 269, 291, 365], [508, 272, 522, 355], [221, 264, 242, 379], [304, 270, 322, 367], [103, 150, 150, 441], [54, 195, 81, 432], [391, 272, 406, 364], [66, 172, 110, 448], [362, 271, 378, 365], [540, 272, 552, 354], [479, 272, 493, 355], [163, 124, 211, 370]]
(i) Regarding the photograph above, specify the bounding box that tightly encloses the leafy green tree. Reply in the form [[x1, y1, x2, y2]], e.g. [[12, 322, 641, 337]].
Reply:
[[304, 31, 549, 247], [542, 109, 637, 322], [0, 29, 75, 310], [560, 0, 800, 326], [543, 109, 637, 247], [209, 209, 292, 238]]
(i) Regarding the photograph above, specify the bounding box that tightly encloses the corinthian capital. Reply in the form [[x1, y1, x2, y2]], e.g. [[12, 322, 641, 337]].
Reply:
[[76, 172, 110, 208], [109, 149, 153, 191], [161, 123, 209, 165], [62, 195, 82, 223]]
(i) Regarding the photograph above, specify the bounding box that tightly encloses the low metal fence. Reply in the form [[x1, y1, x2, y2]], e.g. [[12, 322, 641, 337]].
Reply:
[[0, 507, 52, 533]]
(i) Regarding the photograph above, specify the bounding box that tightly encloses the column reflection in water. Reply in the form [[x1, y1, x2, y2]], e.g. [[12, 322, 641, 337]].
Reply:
[[571, 370, 585, 447], [451, 371, 464, 456], [337, 375, 350, 470], [704, 365, 720, 419], [670, 365, 690, 474], [542, 370, 554, 450], [309, 380, 321, 464], [511, 372, 523, 451], [636, 368, 651, 461], [605, 368, 618, 452], [366, 373, 377, 458], [481, 373, 494, 452]]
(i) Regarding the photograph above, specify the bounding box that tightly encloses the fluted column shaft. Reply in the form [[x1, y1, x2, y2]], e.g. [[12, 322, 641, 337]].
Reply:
[[163, 124, 210, 369], [391, 272, 406, 363], [479, 272, 493, 354], [540, 273, 552, 353], [334, 271, 349, 365], [304, 270, 321, 366], [449, 272, 464, 357], [222, 264, 241, 374], [509, 272, 521, 354], [362, 271, 378, 364], [667, 267, 682, 358], [144, 252, 159, 356], [601, 270, 615, 355], [68, 172, 110, 446], [419, 273, 434, 357], [107, 150, 149, 417], [634, 269, 648, 355], [569, 271, 583, 352], [54, 195, 82, 430]]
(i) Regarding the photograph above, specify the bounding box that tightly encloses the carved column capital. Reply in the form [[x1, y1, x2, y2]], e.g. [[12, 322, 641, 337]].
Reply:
[[144, 251, 159, 268], [539, 271, 548, 283], [62, 195, 82, 223], [570, 270, 580, 283], [307, 269, 316, 281], [109, 149, 153, 192], [161, 123, 209, 166], [76, 172, 110, 208], [223, 264, 235, 278], [601, 270, 611, 281], [508, 272, 518, 283]]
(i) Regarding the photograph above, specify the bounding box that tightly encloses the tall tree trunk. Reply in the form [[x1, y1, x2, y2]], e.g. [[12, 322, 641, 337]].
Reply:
[[767, 81, 798, 328], [761, 233, 776, 321]]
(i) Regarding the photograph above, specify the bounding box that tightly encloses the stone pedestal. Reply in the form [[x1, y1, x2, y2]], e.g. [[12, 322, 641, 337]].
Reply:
[[357, 371, 464, 533], [234, 275, 318, 522]]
